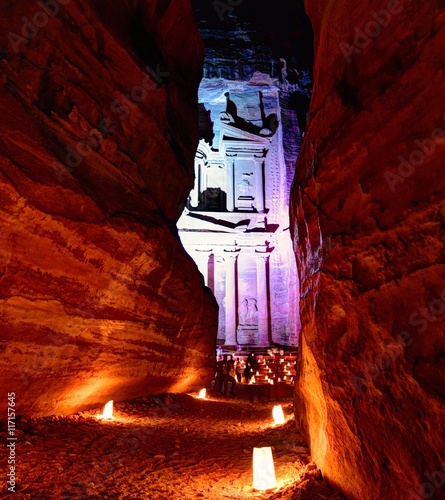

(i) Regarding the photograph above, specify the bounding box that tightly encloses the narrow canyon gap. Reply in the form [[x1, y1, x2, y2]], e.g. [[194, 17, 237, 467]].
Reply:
[[0, 0, 444, 499]]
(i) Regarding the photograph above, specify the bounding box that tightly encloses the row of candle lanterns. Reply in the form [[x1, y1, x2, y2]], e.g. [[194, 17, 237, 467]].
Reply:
[[197, 391, 285, 491], [252, 403, 286, 490], [196, 390, 286, 423], [101, 397, 286, 424], [100, 396, 286, 423], [100, 397, 285, 492]]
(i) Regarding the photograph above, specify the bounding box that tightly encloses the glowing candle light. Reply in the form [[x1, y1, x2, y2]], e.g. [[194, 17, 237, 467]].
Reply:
[[253, 447, 277, 490], [198, 388, 206, 399], [250, 376, 256, 384], [256, 371, 259, 376], [278, 378, 281, 382], [103, 400, 113, 419], [272, 405, 285, 425], [283, 376, 287, 381]]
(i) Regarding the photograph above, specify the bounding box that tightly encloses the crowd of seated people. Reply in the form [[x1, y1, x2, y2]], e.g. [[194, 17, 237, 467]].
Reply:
[[211, 352, 262, 396], [210, 350, 298, 396]]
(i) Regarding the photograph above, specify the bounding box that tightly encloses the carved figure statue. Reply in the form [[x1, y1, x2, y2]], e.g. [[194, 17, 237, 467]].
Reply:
[[239, 298, 258, 326], [237, 174, 253, 195], [278, 58, 300, 84], [278, 58, 288, 84], [259, 91, 279, 134], [225, 92, 238, 121]]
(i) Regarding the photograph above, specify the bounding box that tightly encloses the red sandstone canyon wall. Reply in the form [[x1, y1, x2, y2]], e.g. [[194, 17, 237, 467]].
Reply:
[[0, 0, 218, 417], [292, 0, 445, 498]]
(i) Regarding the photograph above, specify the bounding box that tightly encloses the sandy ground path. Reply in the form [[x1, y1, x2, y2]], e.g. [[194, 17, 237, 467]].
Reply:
[[1, 387, 345, 499]]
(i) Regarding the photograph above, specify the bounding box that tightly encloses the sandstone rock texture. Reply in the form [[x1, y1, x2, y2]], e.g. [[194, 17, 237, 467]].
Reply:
[[0, 0, 217, 417], [292, 0, 445, 498], [0, 392, 344, 499]]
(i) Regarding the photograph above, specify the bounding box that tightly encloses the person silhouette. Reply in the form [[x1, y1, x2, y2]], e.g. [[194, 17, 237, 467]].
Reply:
[[244, 352, 259, 384], [224, 92, 238, 121]]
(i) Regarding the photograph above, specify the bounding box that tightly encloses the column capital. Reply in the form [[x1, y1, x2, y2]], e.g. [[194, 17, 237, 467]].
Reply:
[[224, 249, 240, 260], [225, 254, 239, 261], [255, 251, 271, 261]]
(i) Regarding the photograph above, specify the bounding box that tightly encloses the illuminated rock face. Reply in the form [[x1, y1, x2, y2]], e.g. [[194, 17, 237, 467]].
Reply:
[[178, 77, 300, 348], [0, 0, 217, 417], [292, 1, 445, 498]]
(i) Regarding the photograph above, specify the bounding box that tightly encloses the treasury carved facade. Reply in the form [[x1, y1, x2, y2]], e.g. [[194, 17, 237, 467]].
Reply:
[[178, 77, 300, 348]]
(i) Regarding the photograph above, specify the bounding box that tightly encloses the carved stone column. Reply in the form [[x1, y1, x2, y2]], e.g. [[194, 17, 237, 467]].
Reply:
[[190, 162, 200, 208], [254, 160, 265, 213], [224, 252, 238, 345], [214, 254, 226, 342], [207, 253, 215, 293], [194, 249, 212, 286], [226, 160, 235, 212], [202, 164, 207, 193], [256, 252, 270, 346]]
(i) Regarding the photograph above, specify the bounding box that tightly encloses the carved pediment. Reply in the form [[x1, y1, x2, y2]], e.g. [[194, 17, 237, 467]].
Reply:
[[220, 122, 273, 144]]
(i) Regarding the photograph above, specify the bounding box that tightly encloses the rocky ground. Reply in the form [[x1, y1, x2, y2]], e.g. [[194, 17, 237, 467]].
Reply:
[[1, 386, 345, 499]]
